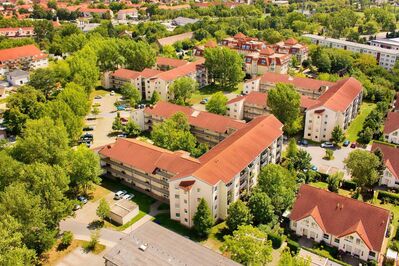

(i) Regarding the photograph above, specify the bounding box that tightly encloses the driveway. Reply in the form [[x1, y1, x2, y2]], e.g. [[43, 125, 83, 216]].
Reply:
[[87, 94, 130, 149], [56, 245, 107, 266], [297, 144, 371, 179]]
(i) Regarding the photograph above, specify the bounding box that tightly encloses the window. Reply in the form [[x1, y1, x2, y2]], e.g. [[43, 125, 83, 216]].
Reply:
[[369, 251, 376, 257], [214, 205, 217, 209], [184, 218, 188, 222], [197, 198, 200, 202], [184, 209, 187, 213], [323, 234, 329, 239], [334, 238, 340, 244], [197, 188, 200, 192], [214, 186, 218, 192], [214, 195, 217, 200], [184, 199, 187, 204], [175, 194, 179, 199], [356, 238, 361, 245], [176, 213, 180, 217]]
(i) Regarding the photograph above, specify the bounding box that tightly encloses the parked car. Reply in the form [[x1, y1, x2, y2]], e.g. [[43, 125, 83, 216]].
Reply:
[[77, 196, 88, 204], [83, 126, 95, 131], [117, 133, 127, 138], [94, 95, 102, 99], [123, 193, 134, 200], [321, 142, 334, 148], [116, 105, 126, 111], [73, 204, 81, 211], [200, 98, 208, 104], [350, 142, 357, 148], [114, 190, 127, 200], [343, 140, 350, 147], [110, 90, 115, 96], [81, 133, 94, 141], [311, 165, 318, 171], [298, 139, 308, 146]]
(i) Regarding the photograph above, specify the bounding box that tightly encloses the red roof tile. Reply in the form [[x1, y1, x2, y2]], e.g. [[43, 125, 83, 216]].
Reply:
[[98, 138, 200, 176], [179, 180, 195, 191], [140, 68, 163, 78], [234, 32, 246, 39], [384, 112, 399, 134], [145, 101, 245, 134], [156, 57, 188, 68], [260, 47, 275, 55], [291, 184, 390, 252], [154, 58, 205, 81], [284, 38, 298, 45], [371, 142, 399, 180], [0, 44, 47, 62], [112, 69, 141, 80], [260, 72, 334, 92], [308, 77, 363, 112]]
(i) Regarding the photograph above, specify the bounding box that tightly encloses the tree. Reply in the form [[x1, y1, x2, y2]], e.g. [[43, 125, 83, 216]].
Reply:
[[324, 149, 334, 160], [267, 83, 301, 135], [204, 47, 245, 90], [112, 112, 123, 132], [96, 199, 110, 221], [120, 83, 142, 106], [124, 119, 141, 137], [69, 145, 102, 194], [222, 225, 273, 265], [118, 40, 156, 71], [291, 149, 312, 172], [12, 117, 69, 165], [169, 77, 198, 106], [286, 138, 298, 159], [150, 91, 160, 104], [344, 150, 380, 192], [29, 68, 58, 99], [248, 191, 275, 225], [279, 250, 311, 266], [57, 82, 90, 117], [205, 92, 228, 115], [258, 164, 297, 214], [331, 125, 345, 144], [91, 106, 100, 118], [34, 20, 54, 43], [311, 47, 331, 73], [193, 198, 214, 237], [226, 200, 253, 232], [327, 172, 343, 193]]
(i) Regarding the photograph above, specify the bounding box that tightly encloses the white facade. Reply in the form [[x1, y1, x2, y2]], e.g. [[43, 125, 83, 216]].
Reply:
[[379, 168, 399, 188], [226, 99, 245, 120], [31, 58, 49, 69], [384, 129, 399, 145], [304, 34, 399, 70], [7, 72, 29, 86], [291, 219, 379, 262]]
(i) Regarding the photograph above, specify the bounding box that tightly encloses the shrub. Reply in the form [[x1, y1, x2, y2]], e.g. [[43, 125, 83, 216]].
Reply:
[[378, 191, 399, 205], [287, 239, 301, 254], [268, 233, 283, 249], [59, 231, 73, 250], [341, 180, 357, 191]]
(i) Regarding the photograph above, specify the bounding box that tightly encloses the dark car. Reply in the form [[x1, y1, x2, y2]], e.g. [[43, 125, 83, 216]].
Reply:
[[350, 142, 357, 148], [343, 140, 350, 147], [298, 139, 308, 146], [77, 196, 88, 204], [82, 133, 94, 140], [83, 126, 95, 131]]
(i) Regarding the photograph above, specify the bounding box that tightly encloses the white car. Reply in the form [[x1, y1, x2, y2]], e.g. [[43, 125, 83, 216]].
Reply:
[[110, 90, 115, 96], [123, 193, 134, 200], [114, 190, 127, 200], [321, 142, 334, 148]]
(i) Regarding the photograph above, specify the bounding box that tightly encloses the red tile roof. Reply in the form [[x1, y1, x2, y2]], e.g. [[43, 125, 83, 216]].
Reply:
[[0, 26, 33, 33], [291, 184, 390, 252], [260, 47, 275, 55], [189, 115, 283, 185], [284, 38, 298, 45], [112, 69, 141, 80], [98, 138, 200, 176], [234, 32, 246, 39], [140, 68, 163, 78], [154, 58, 205, 81], [145, 101, 245, 134], [384, 112, 399, 134], [118, 8, 137, 14], [308, 77, 363, 112], [0, 44, 47, 62], [371, 142, 399, 180], [260, 72, 334, 92], [156, 57, 188, 68], [179, 180, 196, 191]]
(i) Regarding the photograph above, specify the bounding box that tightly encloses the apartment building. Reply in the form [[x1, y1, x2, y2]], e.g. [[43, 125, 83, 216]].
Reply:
[[372, 143, 399, 189], [226, 91, 318, 120], [0, 45, 48, 74], [0, 27, 34, 37], [117, 8, 138, 20], [383, 112, 399, 145], [133, 101, 245, 147], [290, 185, 390, 262], [99, 114, 283, 227], [304, 34, 399, 70], [193, 40, 217, 57], [370, 38, 399, 51], [243, 72, 334, 99], [273, 38, 309, 63], [304, 77, 363, 142]]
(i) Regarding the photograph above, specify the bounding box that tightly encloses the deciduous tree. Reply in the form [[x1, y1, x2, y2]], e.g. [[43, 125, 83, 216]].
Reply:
[[169, 77, 198, 106], [96, 199, 110, 221], [226, 200, 253, 232], [248, 191, 275, 225], [205, 92, 228, 115], [193, 198, 214, 237]]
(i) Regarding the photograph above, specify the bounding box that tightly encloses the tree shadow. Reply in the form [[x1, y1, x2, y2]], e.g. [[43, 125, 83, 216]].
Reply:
[[87, 220, 104, 230], [215, 227, 230, 242]]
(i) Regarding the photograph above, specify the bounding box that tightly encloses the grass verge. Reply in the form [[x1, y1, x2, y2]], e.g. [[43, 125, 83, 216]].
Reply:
[[345, 102, 376, 142], [104, 211, 149, 231]]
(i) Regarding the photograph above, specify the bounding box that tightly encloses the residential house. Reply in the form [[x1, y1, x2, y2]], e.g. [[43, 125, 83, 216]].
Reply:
[[117, 8, 138, 20], [171, 17, 199, 26], [304, 34, 399, 70], [193, 40, 217, 57], [155, 56, 188, 71], [273, 38, 309, 63], [290, 184, 390, 262], [304, 77, 363, 142], [134, 101, 246, 147], [372, 142, 399, 188], [0, 27, 34, 37], [226, 91, 319, 120], [99, 114, 283, 227], [384, 112, 399, 144], [6, 69, 29, 86], [243, 72, 334, 99], [0, 45, 48, 74]]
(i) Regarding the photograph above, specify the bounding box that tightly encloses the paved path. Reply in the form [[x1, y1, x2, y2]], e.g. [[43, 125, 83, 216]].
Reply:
[[56, 246, 107, 266]]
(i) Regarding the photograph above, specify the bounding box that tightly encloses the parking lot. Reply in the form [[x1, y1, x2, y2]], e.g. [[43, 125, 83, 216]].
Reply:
[[297, 143, 371, 179]]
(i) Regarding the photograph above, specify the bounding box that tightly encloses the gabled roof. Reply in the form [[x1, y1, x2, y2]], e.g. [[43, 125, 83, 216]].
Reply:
[[371, 142, 399, 180], [153, 58, 205, 81], [291, 185, 390, 252], [98, 138, 200, 176], [308, 77, 363, 112], [234, 32, 246, 39], [284, 38, 298, 45], [156, 57, 188, 68], [189, 115, 283, 185], [145, 101, 245, 134], [260, 47, 275, 55], [112, 68, 141, 80], [0, 44, 47, 62], [140, 68, 163, 78], [179, 180, 196, 191], [384, 112, 399, 134]]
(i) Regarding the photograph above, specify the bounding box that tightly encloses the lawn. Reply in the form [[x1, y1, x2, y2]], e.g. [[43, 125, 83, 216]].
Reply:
[[90, 89, 110, 100], [190, 83, 242, 104], [104, 211, 149, 231], [154, 213, 199, 240], [345, 102, 376, 142], [309, 182, 352, 197], [201, 222, 227, 253]]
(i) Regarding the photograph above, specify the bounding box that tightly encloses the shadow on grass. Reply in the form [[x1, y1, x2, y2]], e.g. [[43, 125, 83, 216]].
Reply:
[[215, 227, 230, 242], [87, 220, 104, 230]]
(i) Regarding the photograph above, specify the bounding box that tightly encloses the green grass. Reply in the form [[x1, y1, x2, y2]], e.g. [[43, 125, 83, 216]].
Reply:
[[345, 102, 376, 142], [154, 213, 199, 240], [0, 98, 7, 104], [309, 182, 352, 197], [104, 211, 149, 231], [158, 203, 170, 211], [190, 83, 242, 104]]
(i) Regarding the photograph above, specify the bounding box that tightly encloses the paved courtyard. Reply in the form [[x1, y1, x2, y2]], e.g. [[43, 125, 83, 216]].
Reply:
[[56, 246, 107, 266]]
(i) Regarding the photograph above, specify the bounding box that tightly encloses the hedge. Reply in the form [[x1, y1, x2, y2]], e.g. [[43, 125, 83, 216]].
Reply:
[[268, 233, 283, 249], [286, 239, 301, 254], [378, 190, 399, 205], [341, 180, 357, 191]]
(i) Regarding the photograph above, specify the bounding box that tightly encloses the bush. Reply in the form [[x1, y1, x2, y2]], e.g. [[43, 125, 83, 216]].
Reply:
[[377, 190, 399, 205], [268, 233, 283, 249], [287, 239, 301, 254], [341, 180, 357, 191], [59, 231, 73, 250]]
